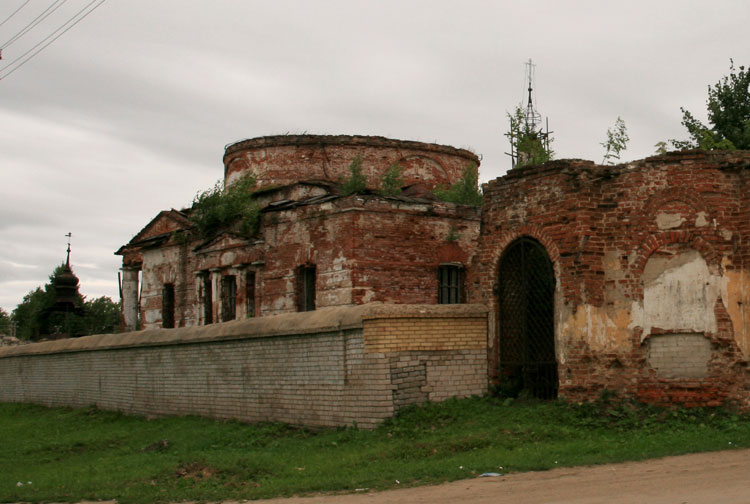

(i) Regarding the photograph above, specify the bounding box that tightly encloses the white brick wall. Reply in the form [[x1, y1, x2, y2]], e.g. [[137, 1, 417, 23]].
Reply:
[[648, 333, 711, 379], [0, 304, 488, 428]]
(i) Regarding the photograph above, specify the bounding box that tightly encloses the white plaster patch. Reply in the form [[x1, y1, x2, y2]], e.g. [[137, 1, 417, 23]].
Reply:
[[720, 228, 733, 241], [332, 253, 347, 271], [631, 249, 723, 338], [144, 309, 159, 324], [220, 251, 237, 266], [655, 212, 685, 230], [695, 211, 709, 227], [360, 289, 376, 303]]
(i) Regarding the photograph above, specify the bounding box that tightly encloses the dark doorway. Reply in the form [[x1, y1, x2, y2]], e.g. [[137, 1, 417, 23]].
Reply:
[[497, 237, 557, 399]]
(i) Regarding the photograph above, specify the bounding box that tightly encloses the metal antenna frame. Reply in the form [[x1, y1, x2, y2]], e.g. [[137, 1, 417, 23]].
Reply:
[[507, 59, 552, 168]]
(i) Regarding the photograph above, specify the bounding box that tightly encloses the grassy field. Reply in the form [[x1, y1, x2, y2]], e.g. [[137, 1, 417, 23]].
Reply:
[[3, 396, 750, 503]]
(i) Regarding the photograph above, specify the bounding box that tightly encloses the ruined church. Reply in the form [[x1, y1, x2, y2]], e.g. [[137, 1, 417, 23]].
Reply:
[[116, 135, 480, 331], [117, 134, 750, 408], [3, 133, 750, 427]]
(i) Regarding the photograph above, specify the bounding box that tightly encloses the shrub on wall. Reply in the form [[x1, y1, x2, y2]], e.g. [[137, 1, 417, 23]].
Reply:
[[378, 163, 404, 197], [433, 164, 483, 206], [339, 156, 368, 196], [189, 174, 260, 240]]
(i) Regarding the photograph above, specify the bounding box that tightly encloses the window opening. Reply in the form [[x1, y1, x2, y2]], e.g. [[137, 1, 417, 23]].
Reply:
[[221, 275, 237, 322], [438, 264, 463, 304], [246, 271, 256, 317], [162, 283, 175, 328], [297, 264, 316, 312], [201, 273, 213, 324]]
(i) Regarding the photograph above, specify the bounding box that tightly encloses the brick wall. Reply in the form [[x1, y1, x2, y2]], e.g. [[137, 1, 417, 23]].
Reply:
[[648, 333, 711, 379], [223, 134, 479, 190], [475, 150, 750, 408], [0, 304, 487, 427]]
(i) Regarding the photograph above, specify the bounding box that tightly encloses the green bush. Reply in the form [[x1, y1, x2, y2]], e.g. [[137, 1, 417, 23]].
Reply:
[[339, 156, 367, 196], [189, 174, 260, 240], [378, 163, 404, 197], [433, 164, 482, 206]]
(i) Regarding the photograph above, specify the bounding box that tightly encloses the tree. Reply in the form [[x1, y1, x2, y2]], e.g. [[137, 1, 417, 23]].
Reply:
[[505, 106, 553, 169], [0, 307, 10, 335], [601, 117, 629, 164], [82, 296, 121, 336], [10, 264, 120, 340], [672, 60, 750, 150], [11, 263, 78, 340]]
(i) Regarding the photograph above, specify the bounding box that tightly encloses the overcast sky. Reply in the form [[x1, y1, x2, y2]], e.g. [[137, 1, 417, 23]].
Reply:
[[0, 0, 748, 313]]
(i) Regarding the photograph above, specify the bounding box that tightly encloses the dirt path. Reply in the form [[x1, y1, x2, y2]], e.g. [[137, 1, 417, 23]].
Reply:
[[253, 448, 750, 504]]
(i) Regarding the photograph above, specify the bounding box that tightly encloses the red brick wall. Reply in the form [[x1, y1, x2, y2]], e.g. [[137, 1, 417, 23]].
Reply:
[[259, 195, 480, 314], [474, 150, 750, 408], [223, 135, 479, 190]]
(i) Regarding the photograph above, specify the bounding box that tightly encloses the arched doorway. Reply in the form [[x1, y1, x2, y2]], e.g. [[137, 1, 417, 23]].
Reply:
[[497, 237, 557, 399]]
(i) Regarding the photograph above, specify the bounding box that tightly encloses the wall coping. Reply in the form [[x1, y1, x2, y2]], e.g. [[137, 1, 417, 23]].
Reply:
[[0, 303, 489, 357], [223, 134, 480, 164]]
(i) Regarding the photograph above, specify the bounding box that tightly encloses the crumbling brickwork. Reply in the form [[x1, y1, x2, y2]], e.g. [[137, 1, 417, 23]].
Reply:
[[117, 135, 480, 331], [223, 135, 477, 190], [474, 150, 750, 408]]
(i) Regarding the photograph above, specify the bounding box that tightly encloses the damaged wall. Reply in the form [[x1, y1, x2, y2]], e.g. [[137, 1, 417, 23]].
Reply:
[[118, 135, 480, 331], [475, 150, 750, 407], [222, 134, 478, 190]]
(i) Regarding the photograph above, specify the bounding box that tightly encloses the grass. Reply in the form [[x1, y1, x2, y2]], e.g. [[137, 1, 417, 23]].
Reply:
[[3, 396, 750, 502]]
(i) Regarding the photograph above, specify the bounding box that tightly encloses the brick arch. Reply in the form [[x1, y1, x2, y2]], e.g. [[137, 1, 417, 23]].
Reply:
[[395, 154, 450, 187], [632, 231, 719, 275], [643, 187, 712, 218], [488, 225, 560, 283]]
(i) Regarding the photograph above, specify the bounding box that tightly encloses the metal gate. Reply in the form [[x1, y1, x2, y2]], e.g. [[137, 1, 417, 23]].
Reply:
[[497, 237, 558, 399]]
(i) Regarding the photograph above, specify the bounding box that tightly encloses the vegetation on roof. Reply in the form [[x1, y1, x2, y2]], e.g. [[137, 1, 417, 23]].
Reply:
[[433, 164, 483, 206], [378, 162, 404, 197], [338, 155, 368, 196], [188, 174, 260, 240]]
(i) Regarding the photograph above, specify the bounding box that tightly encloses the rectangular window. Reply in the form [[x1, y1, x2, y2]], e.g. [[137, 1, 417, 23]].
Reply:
[[246, 271, 256, 318], [201, 274, 213, 325], [221, 275, 237, 322], [162, 283, 175, 328], [296, 264, 316, 312], [438, 265, 463, 304]]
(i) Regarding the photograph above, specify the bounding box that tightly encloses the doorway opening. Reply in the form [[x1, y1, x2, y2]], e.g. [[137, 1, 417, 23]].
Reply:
[[497, 237, 557, 399]]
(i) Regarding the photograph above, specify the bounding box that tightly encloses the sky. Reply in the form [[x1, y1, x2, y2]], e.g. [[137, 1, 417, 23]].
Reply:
[[0, 0, 748, 313]]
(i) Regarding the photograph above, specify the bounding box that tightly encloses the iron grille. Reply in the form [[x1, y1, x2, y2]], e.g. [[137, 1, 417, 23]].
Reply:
[[498, 238, 558, 399]]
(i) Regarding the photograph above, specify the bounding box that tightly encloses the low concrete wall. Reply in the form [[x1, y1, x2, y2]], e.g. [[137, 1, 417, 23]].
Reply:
[[0, 303, 488, 428]]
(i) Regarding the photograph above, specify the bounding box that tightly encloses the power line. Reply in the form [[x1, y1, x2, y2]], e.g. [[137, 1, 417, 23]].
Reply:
[[0, 0, 32, 30], [1, 0, 69, 49], [0, 0, 107, 80]]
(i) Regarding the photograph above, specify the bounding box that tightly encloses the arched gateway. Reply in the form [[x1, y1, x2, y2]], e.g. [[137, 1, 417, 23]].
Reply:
[[497, 237, 557, 399]]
